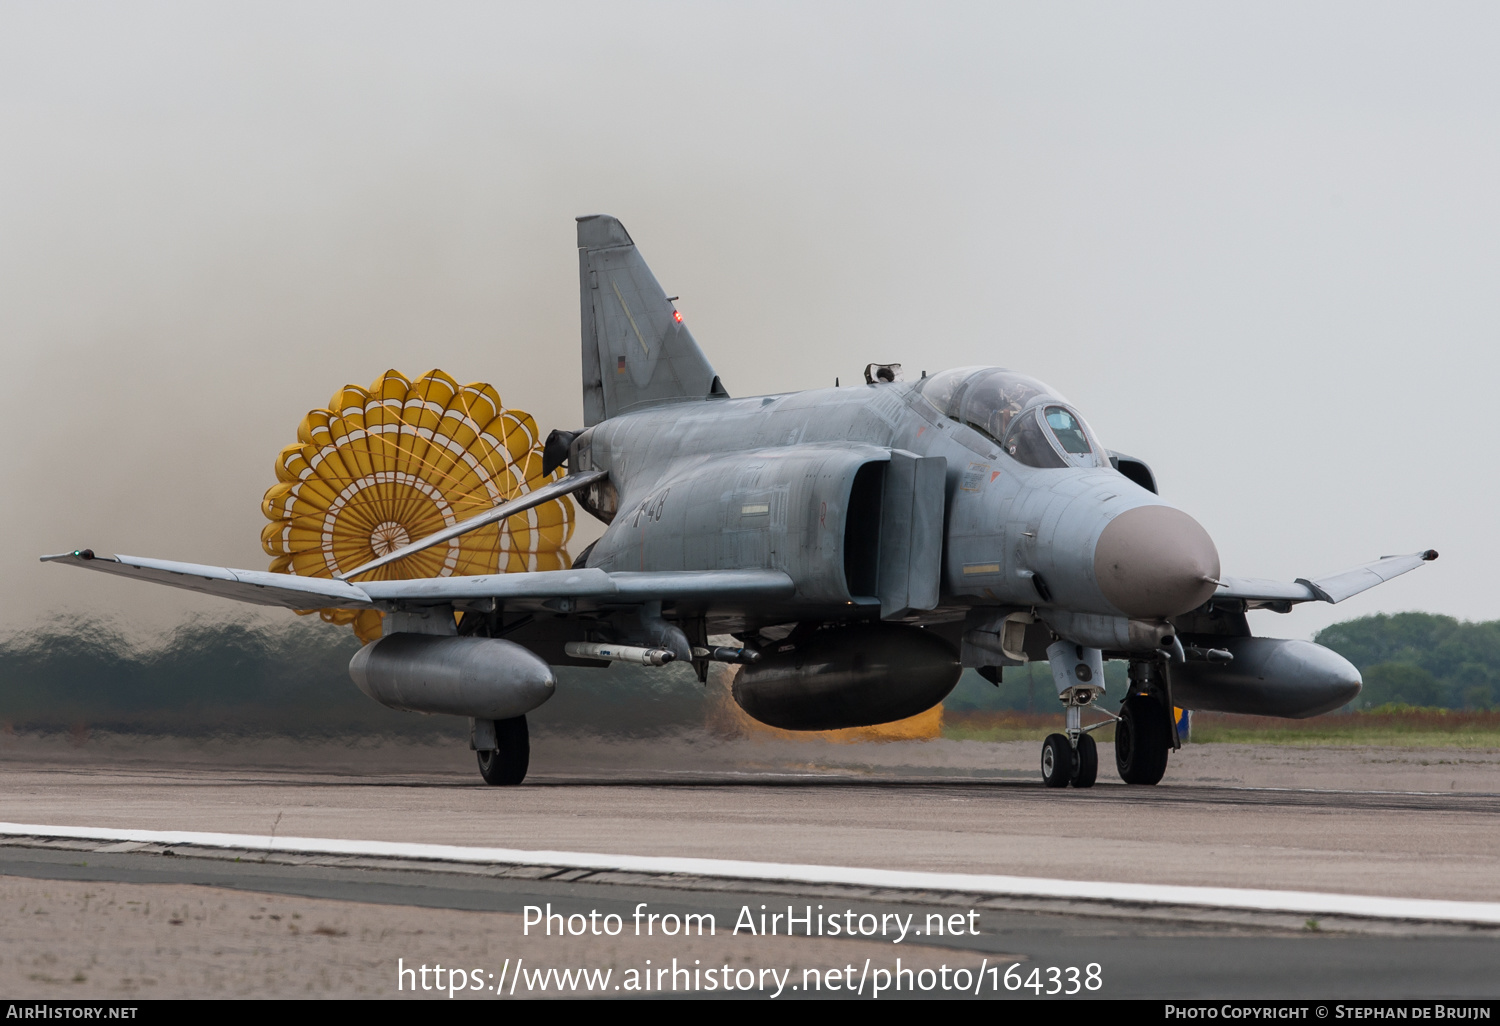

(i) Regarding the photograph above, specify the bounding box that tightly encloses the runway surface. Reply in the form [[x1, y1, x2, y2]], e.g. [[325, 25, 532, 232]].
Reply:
[[3, 842, 1499, 999], [3, 760, 1498, 902], [3, 739, 1498, 998]]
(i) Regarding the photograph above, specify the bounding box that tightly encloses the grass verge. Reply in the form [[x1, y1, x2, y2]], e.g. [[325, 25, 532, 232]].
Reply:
[[941, 708, 1500, 748], [1185, 709, 1500, 748]]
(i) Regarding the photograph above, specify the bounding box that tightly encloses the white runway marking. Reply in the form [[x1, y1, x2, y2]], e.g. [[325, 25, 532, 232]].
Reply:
[[5, 820, 1499, 926]]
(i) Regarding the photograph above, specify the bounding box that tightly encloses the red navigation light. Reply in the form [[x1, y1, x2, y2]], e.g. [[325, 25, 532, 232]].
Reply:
[[672, 311, 683, 323]]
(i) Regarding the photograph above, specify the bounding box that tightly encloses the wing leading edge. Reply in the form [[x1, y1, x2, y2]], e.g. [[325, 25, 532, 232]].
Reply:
[[44, 547, 1432, 616], [1212, 550, 1438, 610], [40, 551, 793, 613]]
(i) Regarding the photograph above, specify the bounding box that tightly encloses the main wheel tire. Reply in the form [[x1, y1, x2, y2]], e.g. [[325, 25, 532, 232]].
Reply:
[[1115, 695, 1170, 785], [1072, 732, 1098, 788], [1041, 733, 1074, 788], [477, 715, 530, 786]]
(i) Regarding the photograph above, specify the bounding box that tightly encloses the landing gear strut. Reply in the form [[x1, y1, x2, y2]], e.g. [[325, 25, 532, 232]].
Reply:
[[474, 715, 530, 785], [1038, 641, 1106, 789]]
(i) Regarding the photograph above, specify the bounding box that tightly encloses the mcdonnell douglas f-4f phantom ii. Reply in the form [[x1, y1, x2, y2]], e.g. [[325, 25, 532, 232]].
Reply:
[[46, 215, 1437, 788]]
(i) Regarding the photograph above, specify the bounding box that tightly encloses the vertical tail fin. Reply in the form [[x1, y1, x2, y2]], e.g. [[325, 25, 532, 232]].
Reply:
[[577, 215, 726, 425]]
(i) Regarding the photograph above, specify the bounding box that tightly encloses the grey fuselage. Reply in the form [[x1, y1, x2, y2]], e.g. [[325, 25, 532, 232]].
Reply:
[[572, 378, 1211, 639]]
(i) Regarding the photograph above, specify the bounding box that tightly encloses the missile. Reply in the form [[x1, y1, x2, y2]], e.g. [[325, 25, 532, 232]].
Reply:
[[564, 641, 676, 666], [691, 645, 761, 664]]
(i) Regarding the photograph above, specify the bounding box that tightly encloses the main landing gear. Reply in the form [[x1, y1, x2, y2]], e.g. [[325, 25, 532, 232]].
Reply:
[[1114, 694, 1170, 784], [473, 715, 530, 785]]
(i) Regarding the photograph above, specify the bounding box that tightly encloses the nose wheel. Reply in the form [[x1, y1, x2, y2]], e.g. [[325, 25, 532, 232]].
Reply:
[[1040, 728, 1100, 788], [1040, 731, 1098, 788], [1040, 733, 1072, 787], [1072, 732, 1098, 787]]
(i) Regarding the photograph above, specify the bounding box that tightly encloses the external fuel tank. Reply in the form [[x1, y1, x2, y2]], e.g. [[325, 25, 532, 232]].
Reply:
[[732, 623, 960, 731], [349, 634, 556, 720], [1171, 636, 1362, 718]]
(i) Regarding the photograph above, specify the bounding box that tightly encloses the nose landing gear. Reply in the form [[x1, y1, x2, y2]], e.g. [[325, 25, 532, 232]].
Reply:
[[1039, 641, 1106, 789]]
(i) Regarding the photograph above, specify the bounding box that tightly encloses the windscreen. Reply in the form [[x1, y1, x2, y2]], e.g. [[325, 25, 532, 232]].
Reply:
[[1003, 409, 1069, 468], [919, 367, 1105, 468], [1043, 406, 1092, 454]]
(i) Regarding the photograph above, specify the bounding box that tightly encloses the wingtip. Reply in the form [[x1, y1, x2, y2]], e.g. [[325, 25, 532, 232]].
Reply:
[[40, 549, 94, 563], [1422, 549, 1439, 561]]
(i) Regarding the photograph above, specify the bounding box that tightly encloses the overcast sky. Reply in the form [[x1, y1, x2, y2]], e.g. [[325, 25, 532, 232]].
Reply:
[[2, 1, 1495, 639]]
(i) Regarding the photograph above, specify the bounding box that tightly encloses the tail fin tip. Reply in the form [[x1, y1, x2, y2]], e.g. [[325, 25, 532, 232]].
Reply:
[[577, 214, 633, 250]]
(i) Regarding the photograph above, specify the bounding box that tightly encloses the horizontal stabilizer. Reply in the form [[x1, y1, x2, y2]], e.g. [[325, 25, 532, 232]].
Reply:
[[1213, 550, 1438, 609]]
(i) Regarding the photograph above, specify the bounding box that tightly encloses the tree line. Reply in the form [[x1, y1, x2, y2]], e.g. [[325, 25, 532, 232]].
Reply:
[[1313, 612, 1497, 710], [0, 610, 1489, 736], [0, 616, 708, 736]]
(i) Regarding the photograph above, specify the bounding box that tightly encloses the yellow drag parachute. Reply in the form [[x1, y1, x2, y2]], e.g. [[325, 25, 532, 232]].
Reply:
[[260, 369, 574, 642]]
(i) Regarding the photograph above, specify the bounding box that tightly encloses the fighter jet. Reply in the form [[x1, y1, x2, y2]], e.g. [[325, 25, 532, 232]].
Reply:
[[44, 215, 1436, 788]]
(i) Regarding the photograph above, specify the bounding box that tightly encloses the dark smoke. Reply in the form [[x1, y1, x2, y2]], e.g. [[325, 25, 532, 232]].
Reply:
[[0, 614, 1127, 781], [0, 614, 712, 740]]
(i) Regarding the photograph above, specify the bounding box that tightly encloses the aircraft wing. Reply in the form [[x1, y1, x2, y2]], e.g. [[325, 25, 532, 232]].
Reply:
[[41, 550, 794, 612], [41, 551, 379, 610], [360, 569, 795, 606], [1213, 549, 1438, 609]]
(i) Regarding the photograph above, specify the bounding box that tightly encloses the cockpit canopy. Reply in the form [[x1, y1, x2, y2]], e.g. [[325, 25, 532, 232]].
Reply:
[[917, 366, 1108, 469]]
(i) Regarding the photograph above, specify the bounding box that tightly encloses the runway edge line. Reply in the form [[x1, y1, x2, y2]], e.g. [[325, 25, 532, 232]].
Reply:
[[4, 820, 1498, 926]]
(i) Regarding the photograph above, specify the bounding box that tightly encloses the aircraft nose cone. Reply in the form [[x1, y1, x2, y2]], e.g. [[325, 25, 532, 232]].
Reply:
[[1093, 505, 1220, 618]]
